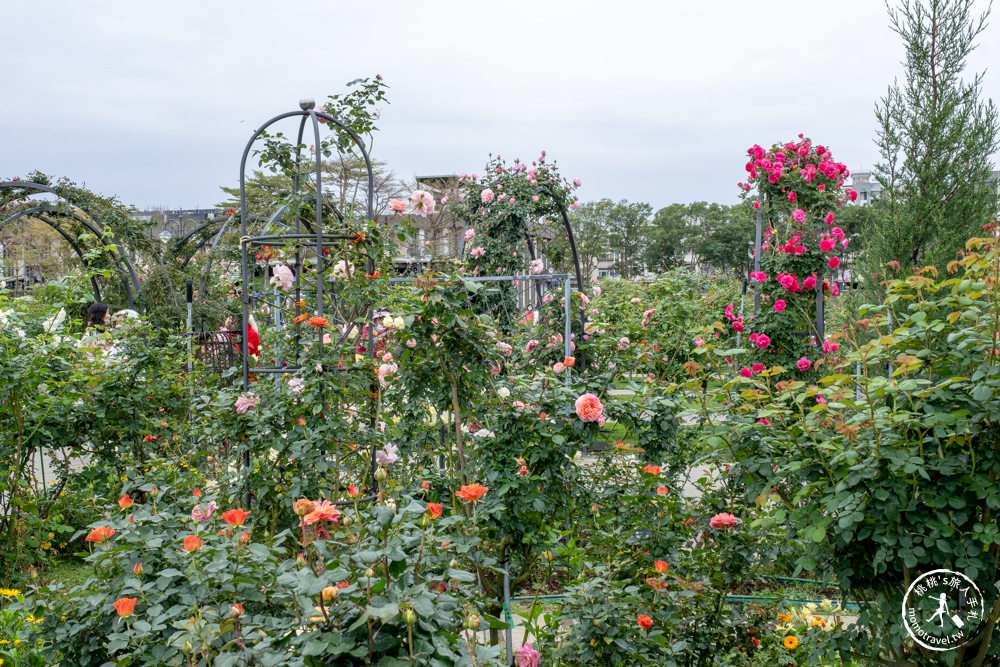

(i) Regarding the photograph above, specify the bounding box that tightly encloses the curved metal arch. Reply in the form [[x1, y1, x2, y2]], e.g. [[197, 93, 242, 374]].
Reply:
[[0, 181, 144, 308], [2, 204, 137, 308], [2, 211, 104, 302]]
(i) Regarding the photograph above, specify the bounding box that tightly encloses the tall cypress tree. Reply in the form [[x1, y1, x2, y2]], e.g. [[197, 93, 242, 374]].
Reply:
[[865, 0, 1000, 280]]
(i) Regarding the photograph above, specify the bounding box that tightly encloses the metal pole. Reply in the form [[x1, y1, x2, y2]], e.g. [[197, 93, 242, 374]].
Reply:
[[186, 280, 193, 375], [564, 278, 572, 387], [504, 559, 514, 666], [753, 207, 763, 315]]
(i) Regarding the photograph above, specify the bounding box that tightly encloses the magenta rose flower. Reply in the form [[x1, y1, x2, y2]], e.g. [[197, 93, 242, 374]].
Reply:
[[755, 335, 770, 349], [773, 300, 786, 312], [796, 357, 811, 371]]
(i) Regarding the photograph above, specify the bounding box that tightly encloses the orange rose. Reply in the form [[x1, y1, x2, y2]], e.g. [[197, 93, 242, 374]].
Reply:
[[348, 485, 359, 499], [308, 317, 329, 327], [118, 494, 133, 510], [183, 535, 203, 552], [426, 503, 443, 519], [113, 597, 138, 617], [455, 484, 489, 502], [563, 356, 576, 368], [654, 560, 669, 574], [85, 526, 116, 544], [643, 465, 661, 476], [637, 614, 653, 630], [221, 508, 251, 527], [293, 499, 317, 517], [292, 313, 309, 324], [656, 486, 669, 495]]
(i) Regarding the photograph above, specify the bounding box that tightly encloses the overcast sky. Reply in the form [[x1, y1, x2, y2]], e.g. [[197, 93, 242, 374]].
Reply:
[[2, 0, 998, 212]]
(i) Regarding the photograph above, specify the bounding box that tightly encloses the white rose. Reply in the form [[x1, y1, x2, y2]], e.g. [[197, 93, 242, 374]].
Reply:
[[498, 387, 510, 399]]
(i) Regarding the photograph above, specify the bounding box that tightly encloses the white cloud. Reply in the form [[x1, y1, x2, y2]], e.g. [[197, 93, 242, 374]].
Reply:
[[1, 0, 997, 210]]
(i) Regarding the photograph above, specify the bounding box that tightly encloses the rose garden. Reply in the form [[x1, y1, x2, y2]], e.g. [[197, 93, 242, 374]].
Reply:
[[3, 52, 1000, 667]]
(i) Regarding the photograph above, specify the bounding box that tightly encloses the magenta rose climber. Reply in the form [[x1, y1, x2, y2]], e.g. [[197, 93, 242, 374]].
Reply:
[[797, 357, 811, 371], [755, 334, 771, 349], [709, 512, 738, 530], [575, 393, 604, 423]]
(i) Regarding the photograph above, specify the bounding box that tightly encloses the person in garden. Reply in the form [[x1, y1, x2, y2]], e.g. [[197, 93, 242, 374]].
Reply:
[[85, 302, 110, 331], [223, 314, 260, 358]]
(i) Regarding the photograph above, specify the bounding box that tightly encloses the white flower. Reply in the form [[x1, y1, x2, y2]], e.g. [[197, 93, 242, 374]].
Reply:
[[270, 264, 295, 290], [42, 308, 66, 333], [287, 377, 305, 394], [331, 260, 354, 281], [393, 316, 405, 330], [498, 387, 510, 399], [474, 429, 495, 438]]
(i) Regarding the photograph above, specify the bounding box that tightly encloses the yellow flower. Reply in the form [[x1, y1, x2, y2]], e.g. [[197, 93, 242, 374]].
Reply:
[[0, 589, 21, 597], [783, 636, 799, 650]]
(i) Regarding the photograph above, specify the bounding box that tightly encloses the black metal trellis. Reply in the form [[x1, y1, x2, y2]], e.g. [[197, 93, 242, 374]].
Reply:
[[237, 97, 379, 510], [455, 192, 588, 369], [0, 181, 144, 308]]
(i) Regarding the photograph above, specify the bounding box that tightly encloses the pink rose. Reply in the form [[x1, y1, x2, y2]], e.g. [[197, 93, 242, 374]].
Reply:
[[732, 320, 744, 332], [573, 178, 581, 188], [792, 209, 806, 223], [191, 502, 216, 522], [470, 246, 485, 258], [709, 512, 738, 530], [694, 338, 705, 348], [516, 642, 541, 667], [820, 238, 835, 252], [796, 357, 811, 371], [828, 256, 840, 269], [757, 418, 770, 425], [270, 264, 295, 291], [575, 393, 604, 423], [755, 335, 770, 349], [831, 227, 845, 239], [465, 228, 475, 241], [529, 258, 544, 274], [751, 363, 765, 373], [788, 191, 797, 203], [803, 276, 817, 290], [481, 189, 494, 204], [406, 339, 416, 348], [235, 394, 259, 414], [773, 299, 786, 312], [553, 362, 565, 374], [409, 190, 435, 217], [824, 212, 835, 224], [739, 367, 752, 378], [388, 199, 407, 214]]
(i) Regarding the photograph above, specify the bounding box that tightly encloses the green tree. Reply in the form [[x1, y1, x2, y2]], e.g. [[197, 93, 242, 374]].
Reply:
[[644, 203, 689, 273], [564, 199, 615, 280], [866, 0, 1000, 279], [605, 199, 652, 280], [691, 203, 754, 277]]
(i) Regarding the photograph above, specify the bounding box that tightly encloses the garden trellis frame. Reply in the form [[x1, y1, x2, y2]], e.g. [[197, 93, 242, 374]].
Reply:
[[236, 97, 381, 510], [751, 202, 826, 342], [0, 181, 144, 308]]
